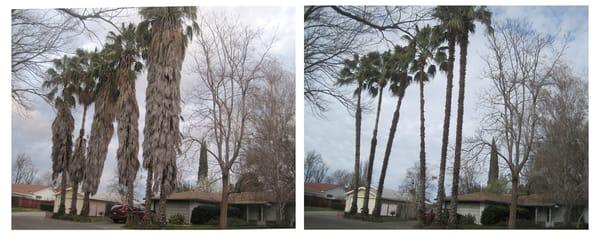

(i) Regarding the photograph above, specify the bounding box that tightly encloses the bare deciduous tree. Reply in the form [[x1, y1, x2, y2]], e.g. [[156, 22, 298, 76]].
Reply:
[[304, 150, 329, 183], [12, 154, 38, 184], [480, 19, 566, 228], [187, 14, 272, 228]]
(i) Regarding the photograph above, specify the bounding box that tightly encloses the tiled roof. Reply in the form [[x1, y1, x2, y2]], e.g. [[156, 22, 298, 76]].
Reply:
[[304, 183, 341, 193], [12, 184, 50, 194], [153, 190, 295, 204], [443, 192, 563, 207]]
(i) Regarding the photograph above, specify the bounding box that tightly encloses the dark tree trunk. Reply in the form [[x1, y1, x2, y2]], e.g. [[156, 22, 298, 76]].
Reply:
[[143, 165, 153, 223], [365, 87, 384, 217], [508, 175, 519, 228], [350, 86, 362, 215], [69, 181, 79, 215], [417, 66, 427, 226], [57, 173, 67, 215], [449, 33, 469, 225], [434, 34, 455, 226], [126, 179, 134, 225], [80, 191, 90, 216], [219, 171, 230, 228], [373, 83, 408, 217], [158, 186, 167, 226]]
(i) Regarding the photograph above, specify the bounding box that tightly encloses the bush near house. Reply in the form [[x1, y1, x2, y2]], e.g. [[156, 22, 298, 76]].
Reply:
[[458, 214, 476, 225], [40, 204, 54, 212], [331, 203, 345, 211], [480, 205, 531, 225], [168, 213, 186, 225], [190, 205, 244, 225]]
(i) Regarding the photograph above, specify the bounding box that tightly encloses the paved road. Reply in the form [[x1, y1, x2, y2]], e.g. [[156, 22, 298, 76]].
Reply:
[[12, 212, 123, 230], [305, 211, 418, 229]]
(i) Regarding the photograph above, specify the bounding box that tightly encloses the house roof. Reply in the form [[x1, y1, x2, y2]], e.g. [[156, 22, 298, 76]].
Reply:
[[55, 187, 125, 204], [12, 184, 51, 194], [153, 190, 295, 205], [304, 183, 341, 193], [443, 192, 562, 207], [345, 187, 412, 203]]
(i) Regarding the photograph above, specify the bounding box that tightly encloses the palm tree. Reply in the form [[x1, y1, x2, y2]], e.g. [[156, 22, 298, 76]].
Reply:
[[372, 45, 415, 216], [336, 54, 367, 215], [106, 23, 144, 225], [431, 6, 461, 225], [44, 55, 77, 216], [81, 48, 118, 216], [359, 52, 388, 216], [448, 6, 492, 226], [68, 49, 95, 216], [405, 25, 447, 225], [138, 7, 199, 226]]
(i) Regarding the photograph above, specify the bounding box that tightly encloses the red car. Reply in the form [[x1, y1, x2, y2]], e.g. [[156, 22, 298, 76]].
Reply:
[[109, 205, 145, 223]]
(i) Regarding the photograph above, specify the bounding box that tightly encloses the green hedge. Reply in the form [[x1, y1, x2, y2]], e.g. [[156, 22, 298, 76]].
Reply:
[[40, 204, 54, 212], [190, 205, 243, 225], [480, 205, 530, 225]]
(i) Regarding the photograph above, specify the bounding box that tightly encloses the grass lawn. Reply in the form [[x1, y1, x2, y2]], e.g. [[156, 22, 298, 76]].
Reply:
[[453, 223, 545, 229], [126, 224, 293, 229], [304, 206, 336, 212], [12, 207, 41, 212]]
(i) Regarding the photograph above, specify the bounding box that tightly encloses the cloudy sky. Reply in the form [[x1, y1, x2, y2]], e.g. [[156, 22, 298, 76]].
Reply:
[[11, 6, 295, 197], [304, 6, 588, 194]]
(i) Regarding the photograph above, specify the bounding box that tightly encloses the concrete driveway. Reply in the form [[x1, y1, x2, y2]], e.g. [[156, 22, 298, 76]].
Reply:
[[305, 211, 418, 229], [12, 212, 123, 230]]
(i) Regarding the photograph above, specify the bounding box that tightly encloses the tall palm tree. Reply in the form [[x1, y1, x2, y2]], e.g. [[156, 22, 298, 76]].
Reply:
[[405, 25, 447, 225], [106, 23, 144, 225], [68, 49, 95, 215], [432, 6, 461, 225], [81, 48, 118, 216], [371, 45, 415, 216], [138, 7, 199, 226], [449, 6, 492, 226], [44, 55, 77, 216], [336, 54, 368, 215]]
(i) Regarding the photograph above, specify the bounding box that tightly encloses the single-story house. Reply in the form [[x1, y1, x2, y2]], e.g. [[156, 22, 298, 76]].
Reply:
[[12, 184, 55, 209], [12, 184, 55, 201], [53, 187, 125, 216], [344, 186, 415, 219], [151, 190, 295, 226], [444, 192, 588, 227], [304, 183, 345, 208]]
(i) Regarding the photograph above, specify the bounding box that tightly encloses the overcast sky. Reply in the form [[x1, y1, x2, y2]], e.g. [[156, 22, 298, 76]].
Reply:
[[304, 6, 588, 194], [11, 7, 295, 197]]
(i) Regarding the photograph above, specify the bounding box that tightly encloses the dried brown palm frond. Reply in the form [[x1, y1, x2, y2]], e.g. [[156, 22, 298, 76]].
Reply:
[[82, 81, 116, 196]]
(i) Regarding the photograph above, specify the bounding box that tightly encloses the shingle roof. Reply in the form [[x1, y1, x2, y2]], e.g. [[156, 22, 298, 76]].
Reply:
[[443, 192, 563, 207], [153, 190, 295, 204], [12, 184, 51, 194], [345, 187, 412, 202], [304, 183, 341, 193]]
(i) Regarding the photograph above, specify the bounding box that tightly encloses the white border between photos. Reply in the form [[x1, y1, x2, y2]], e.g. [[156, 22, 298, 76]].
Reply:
[[1, 0, 597, 238]]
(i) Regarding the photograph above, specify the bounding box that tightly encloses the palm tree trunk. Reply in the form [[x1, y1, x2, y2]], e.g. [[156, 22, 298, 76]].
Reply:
[[126, 179, 134, 225], [350, 86, 362, 215], [80, 191, 90, 216], [143, 166, 153, 223], [69, 105, 88, 216], [57, 173, 67, 215], [508, 175, 519, 228], [417, 66, 427, 226], [158, 185, 167, 226], [69, 181, 79, 215], [373, 83, 408, 218], [219, 171, 230, 228], [435, 35, 455, 226], [449, 34, 469, 225], [366, 87, 384, 217]]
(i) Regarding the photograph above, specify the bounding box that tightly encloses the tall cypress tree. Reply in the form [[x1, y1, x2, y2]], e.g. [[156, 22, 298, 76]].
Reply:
[[197, 141, 208, 190], [487, 138, 499, 186]]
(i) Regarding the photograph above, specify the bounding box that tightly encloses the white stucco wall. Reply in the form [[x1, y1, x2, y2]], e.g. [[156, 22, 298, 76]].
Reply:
[[32, 188, 55, 201], [455, 202, 487, 224], [344, 189, 406, 217], [53, 193, 108, 216]]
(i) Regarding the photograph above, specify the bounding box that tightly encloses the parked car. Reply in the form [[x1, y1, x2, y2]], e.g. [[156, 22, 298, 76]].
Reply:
[[109, 205, 144, 223]]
